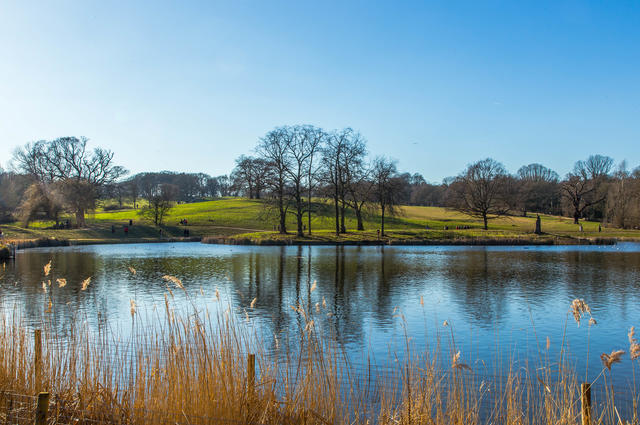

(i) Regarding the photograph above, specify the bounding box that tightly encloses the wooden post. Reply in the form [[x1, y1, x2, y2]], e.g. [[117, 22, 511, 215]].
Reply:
[[247, 353, 256, 399], [581, 382, 591, 425], [34, 392, 49, 425], [34, 329, 42, 392], [7, 396, 14, 424]]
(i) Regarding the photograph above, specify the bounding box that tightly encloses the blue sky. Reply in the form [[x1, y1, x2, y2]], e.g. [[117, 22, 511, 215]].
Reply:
[[1, 1, 639, 182]]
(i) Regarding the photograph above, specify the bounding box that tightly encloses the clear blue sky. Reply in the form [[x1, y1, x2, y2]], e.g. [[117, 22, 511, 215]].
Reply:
[[1, 1, 639, 182]]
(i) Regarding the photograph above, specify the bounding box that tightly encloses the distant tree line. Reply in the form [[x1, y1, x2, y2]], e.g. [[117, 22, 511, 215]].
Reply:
[[230, 126, 640, 232], [2, 131, 640, 232]]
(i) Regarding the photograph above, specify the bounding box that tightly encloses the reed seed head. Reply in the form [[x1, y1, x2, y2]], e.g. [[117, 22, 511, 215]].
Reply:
[[81, 277, 91, 291], [250, 297, 257, 308], [162, 275, 184, 290], [600, 350, 625, 370], [570, 299, 591, 326], [56, 278, 67, 287], [44, 260, 52, 276], [629, 326, 640, 361], [452, 351, 471, 371], [128, 266, 136, 275]]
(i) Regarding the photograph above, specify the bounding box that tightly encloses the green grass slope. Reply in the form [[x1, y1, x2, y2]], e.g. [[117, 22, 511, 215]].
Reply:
[[1, 197, 639, 245]]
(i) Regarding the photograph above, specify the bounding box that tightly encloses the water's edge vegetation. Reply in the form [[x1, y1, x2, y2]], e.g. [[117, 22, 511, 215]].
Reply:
[[0, 272, 638, 425]]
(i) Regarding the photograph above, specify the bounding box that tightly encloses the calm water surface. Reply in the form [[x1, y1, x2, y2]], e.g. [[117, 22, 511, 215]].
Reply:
[[1, 242, 640, 392]]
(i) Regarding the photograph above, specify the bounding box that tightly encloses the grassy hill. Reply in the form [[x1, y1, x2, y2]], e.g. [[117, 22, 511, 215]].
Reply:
[[1, 197, 639, 245]]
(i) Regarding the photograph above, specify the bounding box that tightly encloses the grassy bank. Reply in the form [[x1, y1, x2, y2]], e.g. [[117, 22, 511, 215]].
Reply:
[[205, 229, 618, 246], [0, 266, 637, 424], [1, 197, 639, 247]]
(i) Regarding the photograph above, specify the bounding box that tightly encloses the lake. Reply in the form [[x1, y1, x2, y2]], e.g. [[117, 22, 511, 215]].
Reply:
[[2, 242, 639, 408]]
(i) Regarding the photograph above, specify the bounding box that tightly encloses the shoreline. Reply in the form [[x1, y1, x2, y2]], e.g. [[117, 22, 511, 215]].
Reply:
[[1, 236, 202, 255], [1, 234, 629, 255], [202, 235, 620, 246]]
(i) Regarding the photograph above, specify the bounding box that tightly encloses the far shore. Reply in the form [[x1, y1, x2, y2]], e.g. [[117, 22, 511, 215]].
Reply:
[[3, 199, 640, 256], [1, 232, 628, 257]]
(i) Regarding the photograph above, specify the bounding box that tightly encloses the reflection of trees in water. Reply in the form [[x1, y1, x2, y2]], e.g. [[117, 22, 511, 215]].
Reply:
[[10, 251, 103, 328], [440, 249, 509, 328], [439, 249, 640, 329], [4, 245, 640, 352], [221, 246, 418, 349]]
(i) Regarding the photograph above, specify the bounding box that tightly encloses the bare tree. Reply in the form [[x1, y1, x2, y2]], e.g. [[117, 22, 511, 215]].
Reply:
[[141, 183, 178, 226], [0, 168, 32, 222], [321, 130, 349, 235], [13, 137, 126, 227], [16, 182, 64, 227], [280, 125, 326, 237], [561, 159, 608, 224], [516, 163, 560, 216], [606, 161, 635, 228], [342, 135, 371, 231], [372, 157, 401, 236], [258, 127, 292, 234], [125, 179, 139, 208], [447, 158, 510, 230], [584, 154, 614, 180], [321, 128, 365, 234], [232, 155, 270, 199], [217, 175, 232, 196], [300, 126, 326, 235]]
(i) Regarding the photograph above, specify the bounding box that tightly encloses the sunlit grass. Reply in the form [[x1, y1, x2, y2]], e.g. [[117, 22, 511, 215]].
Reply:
[[3, 197, 640, 243]]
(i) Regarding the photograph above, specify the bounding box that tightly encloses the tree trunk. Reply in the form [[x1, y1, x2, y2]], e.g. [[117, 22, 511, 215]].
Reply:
[[483, 214, 488, 230], [334, 195, 340, 236], [307, 194, 312, 236], [296, 202, 303, 237], [355, 207, 364, 231], [279, 194, 287, 234], [381, 205, 386, 236], [573, 212, 580, 224], [340, 202, 346, 233], [75, 209, 86, 228], [308, 169, 313, 235]]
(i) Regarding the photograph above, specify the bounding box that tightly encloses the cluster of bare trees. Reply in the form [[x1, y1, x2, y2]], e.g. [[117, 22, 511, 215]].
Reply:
[[444, 155, 640, 229], [11, 137, 126, 227], [231, 126, 405, 236], [232, 128, 640, 231], [3, 132, 640, 232], [117, 172, 232, 206]]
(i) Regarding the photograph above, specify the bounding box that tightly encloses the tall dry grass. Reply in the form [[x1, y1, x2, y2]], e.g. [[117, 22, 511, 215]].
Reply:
[[0, 270, 638, 424]]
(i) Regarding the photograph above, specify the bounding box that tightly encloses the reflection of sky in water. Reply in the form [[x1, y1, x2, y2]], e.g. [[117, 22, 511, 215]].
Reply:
[[1, 242, 640, 396]]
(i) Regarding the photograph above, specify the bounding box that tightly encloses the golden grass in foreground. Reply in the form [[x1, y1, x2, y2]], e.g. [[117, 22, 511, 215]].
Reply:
[[0, 292, 638, 424]]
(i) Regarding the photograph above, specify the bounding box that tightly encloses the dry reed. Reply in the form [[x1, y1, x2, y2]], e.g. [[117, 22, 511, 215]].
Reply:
[[0, 278, 637, 424]]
